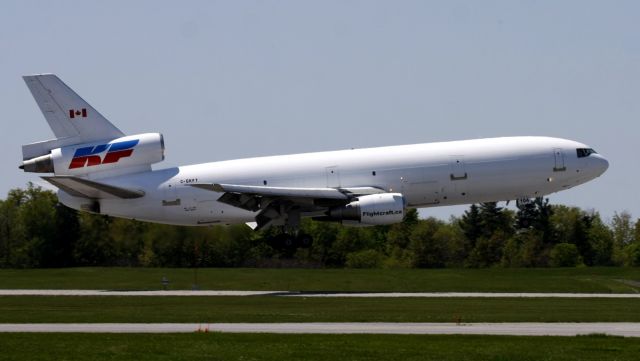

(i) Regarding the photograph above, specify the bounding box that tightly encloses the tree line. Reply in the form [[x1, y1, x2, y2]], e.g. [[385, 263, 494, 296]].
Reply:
[[1, 183, 639, 268]]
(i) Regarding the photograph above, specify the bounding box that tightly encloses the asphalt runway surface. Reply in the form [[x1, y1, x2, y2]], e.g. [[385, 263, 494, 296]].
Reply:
[[1, 322, 639, 336], [1, 290, 640, 298]]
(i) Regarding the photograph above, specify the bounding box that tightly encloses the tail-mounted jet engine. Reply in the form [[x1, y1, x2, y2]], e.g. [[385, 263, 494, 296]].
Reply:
[[20, 133, 164, 176]]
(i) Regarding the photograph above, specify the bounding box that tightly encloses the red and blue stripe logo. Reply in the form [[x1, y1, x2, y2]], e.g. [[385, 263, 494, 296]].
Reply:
[[69, 139, 139, 169]]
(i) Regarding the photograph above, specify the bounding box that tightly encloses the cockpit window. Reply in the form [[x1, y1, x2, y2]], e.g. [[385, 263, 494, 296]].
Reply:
[[576, 148, 597, 158]]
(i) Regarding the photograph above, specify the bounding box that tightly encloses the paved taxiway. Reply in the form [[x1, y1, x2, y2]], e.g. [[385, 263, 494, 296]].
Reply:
[[1, 322, 639, 336], [1, 290, 640, 298]]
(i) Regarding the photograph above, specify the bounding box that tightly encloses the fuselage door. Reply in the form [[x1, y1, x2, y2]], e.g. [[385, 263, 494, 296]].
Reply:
[[449, 156, 468, 198], [449, 156, 468, 180], [553, 148, 566, 172]]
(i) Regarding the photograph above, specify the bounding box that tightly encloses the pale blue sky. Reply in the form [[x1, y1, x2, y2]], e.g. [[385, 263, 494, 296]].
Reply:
[[1, 1, 638, 221]]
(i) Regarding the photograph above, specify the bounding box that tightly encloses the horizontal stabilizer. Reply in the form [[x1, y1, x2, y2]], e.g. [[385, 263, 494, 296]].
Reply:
[[42, 176, 144, 199], [22, 138, 72, 161]]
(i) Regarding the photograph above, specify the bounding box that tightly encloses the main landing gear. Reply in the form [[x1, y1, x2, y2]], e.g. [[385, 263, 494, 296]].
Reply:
[[269, 230, 313, 251]]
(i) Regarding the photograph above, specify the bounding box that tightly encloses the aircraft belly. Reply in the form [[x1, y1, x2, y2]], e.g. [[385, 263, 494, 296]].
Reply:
[[100, 197, 166, 223], [194, 200, 255, 225]]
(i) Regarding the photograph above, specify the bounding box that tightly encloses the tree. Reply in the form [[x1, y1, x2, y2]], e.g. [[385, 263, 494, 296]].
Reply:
[[19, 185, 59, 266], [199, 225, 254, 267], [551, 206, 582, 243], [303, 220, 340, 265], [459, 204, 482, 247], [387, 208, 419, 249], [435, 223, 467, 267], [108, 218, 146, 266], [552, 206, 594, 265], [0, 189, 26, 267], [409, 218, 449, 268], [550, 243, 582, 267], [461, 203, 513, 267], [624, 243, 640, 266], [48, 202, 79, 267], [609, 212, 634, 265], [516, 198, 553, 244], [385, 209, 420, 267], [479, 202, 514, 239], [0, 182, 635, 269], [587, 213, 615, 266], [0, 188, 27, 267], [0, 199, 5, 266], [611, 212, 634, 246], [466, 231, 510, 268], [0, 184, 76, 268], [74, 213, 115, 266]]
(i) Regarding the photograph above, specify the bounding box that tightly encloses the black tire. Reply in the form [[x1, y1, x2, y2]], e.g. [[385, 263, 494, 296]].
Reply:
[[297, 234, 313, 248]]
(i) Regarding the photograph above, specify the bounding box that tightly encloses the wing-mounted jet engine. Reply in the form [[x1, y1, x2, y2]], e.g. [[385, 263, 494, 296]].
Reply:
[[315, 193, 405, 225]]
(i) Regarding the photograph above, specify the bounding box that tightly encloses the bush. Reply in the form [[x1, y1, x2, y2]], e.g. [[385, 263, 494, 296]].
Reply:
[[550, 243, 582, 267], [345, 249, 384, 268]]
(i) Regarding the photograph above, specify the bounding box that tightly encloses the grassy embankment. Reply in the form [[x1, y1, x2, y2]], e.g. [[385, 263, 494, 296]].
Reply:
[[0, 296, 639, 323], [1, 267, 639, 292], [1, 333, 639, 361]]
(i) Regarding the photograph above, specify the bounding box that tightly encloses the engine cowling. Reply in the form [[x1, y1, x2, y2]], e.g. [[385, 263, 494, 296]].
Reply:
[[325, 193, 405, 225], [21, 133, 165, 176]]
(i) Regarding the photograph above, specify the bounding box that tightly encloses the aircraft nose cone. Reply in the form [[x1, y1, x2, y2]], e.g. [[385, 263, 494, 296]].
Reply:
[[592, 154, 609, 176]]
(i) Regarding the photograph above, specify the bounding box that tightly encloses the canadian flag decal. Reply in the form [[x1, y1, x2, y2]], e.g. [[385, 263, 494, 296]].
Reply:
[[69, 108, 87, 118]]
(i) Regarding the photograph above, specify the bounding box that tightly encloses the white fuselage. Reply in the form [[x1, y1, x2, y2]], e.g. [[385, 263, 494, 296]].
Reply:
[[58, 136, 609, 226]]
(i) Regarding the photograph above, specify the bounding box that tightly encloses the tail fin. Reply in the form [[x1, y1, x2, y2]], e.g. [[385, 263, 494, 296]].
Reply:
[[22, 74, 125, 159]]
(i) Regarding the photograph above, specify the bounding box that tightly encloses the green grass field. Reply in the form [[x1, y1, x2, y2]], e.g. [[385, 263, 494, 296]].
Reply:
[[0, 296, 639, 323], [2, 268, 640, 361], [1, 333, 639, 361], [1, 267, 639, 292]]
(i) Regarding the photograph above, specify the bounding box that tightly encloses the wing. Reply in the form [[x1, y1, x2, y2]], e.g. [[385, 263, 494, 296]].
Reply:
[[42, 176, 145, 199], [190, 183, 385, 230], [191, 183, 349, 204]]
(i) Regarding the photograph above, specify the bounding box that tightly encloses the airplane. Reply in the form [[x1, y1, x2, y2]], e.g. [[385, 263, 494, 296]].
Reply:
[[20, 74, 608, 234]]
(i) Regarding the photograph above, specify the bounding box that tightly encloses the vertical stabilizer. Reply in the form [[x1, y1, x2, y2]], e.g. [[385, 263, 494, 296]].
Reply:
[[23, 74, 124, 143], [20, 74, 162, 180]]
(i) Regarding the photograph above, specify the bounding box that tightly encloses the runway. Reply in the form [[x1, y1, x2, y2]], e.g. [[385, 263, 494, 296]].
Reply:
[[1, 322, 639, 336], [0, 290, 281, 297], [284, 292, 640, 298], [1, 290, 640, 298]]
